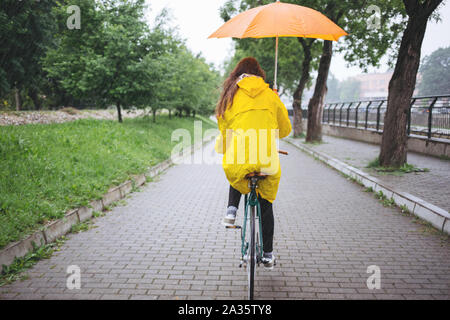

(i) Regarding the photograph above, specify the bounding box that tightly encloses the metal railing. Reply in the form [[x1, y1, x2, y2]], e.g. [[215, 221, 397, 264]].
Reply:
[[320, 94, 450, 140]]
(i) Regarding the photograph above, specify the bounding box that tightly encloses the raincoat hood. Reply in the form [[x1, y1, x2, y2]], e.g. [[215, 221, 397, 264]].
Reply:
[[237, 76, 269, 98]]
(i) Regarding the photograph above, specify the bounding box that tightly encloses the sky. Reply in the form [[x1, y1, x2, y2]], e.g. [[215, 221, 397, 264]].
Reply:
[[146, 0, 450, 81]]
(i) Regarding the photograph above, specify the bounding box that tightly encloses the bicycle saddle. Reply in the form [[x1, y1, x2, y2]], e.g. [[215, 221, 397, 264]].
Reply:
[[245, 172, 267, 180]]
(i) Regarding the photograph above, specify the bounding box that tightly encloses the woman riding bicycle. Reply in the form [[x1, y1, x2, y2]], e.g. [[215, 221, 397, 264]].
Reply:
[[215, 57, 292, 269]]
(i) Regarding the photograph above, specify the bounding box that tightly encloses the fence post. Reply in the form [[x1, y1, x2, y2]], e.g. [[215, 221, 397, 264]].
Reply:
[[407, 98, 416, 136], [355, 102, 362, 128], [322, 104, 326, 123], [333, 104, 337, 124], [376, 101, 383, 132], [330, 104, 335, 123], [428, 97, 438, 139], [316, 95, 447, 138], [346, 102, 352, 127], [365, 101, 372, 129], [325, 105, 328, 123], [302, 108, 307, 120]]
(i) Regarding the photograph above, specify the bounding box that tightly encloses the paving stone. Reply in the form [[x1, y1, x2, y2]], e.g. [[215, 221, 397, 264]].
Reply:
[[293, 135, 450, 212], [0, 141, 448, 300]]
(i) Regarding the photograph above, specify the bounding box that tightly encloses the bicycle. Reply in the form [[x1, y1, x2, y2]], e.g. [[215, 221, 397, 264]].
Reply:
[[226, 150, 288, 300]]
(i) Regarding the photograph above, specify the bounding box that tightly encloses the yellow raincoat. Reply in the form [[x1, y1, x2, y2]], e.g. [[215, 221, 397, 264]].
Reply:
[[215, 75, 292, 202]]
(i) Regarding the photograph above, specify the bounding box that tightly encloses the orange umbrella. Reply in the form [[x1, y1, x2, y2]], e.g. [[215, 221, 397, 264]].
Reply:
[[208, 1, 347, 90]]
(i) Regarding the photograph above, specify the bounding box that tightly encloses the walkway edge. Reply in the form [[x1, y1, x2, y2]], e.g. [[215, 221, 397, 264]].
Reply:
[[284, 137, 450, 235], [0, 134, 216, 272]]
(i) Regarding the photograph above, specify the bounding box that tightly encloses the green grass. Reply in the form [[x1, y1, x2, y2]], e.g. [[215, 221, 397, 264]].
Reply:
[[0, 237, 66, 287], [367, 157, 429, 175], [0, 115, 215, 249], [70, 221, 96, 234], [293, 132, 306, 139], [302, 139, 326, 146], [338, 171, 364, 186]]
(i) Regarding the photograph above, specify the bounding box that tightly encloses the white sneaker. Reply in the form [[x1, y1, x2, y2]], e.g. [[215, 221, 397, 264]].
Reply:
[[222, 212, 236, 227], [261, 254, 276, 270]]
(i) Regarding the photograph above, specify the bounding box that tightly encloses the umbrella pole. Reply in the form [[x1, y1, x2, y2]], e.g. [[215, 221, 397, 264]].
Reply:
[[274, 36, 279, 91]]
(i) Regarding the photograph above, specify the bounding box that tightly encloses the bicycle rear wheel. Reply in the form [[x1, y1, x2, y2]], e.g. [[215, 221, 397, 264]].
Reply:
[[248, 205, 256, 300]]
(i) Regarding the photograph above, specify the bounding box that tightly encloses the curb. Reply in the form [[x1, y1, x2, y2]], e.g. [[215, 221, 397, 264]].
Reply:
[[0, 134, 216, 272], [285, 137, 450, 235]]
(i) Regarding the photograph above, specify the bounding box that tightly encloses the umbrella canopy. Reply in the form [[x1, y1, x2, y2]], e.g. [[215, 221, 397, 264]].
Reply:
[[208, 1, 347, 90], [208, 1, 347, 40]]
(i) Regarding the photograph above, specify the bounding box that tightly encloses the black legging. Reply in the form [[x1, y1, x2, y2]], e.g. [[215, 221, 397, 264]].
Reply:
[[228, 185, 274, 253]]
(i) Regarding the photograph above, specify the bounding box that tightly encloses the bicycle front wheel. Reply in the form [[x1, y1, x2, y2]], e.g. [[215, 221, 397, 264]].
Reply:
[[248, 205, 256, 300]]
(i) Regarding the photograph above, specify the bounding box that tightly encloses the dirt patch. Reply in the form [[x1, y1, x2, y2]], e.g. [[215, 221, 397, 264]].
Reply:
[[0, 109, 145, 126]]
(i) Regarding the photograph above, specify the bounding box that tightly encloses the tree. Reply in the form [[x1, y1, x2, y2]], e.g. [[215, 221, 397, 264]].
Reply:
[[88, 0, 154, 122], [303, 0, 420, 142], [292, 38, 319, 136], [43, 1, 219, 119], [418, 46, 450, 96], [379, 0, 444, 167], [306, 39, 334, 142], [44, 0, 153, 122], [170, 50, 220, 118], [43, 0, 110, 108], [0, 0, 57, 110], [220, 0, 407, 142], [190, 55, 221, 116], [304, 0, 406, 142]]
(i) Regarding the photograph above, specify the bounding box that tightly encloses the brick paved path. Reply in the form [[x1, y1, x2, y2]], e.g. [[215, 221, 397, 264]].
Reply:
[[0, 141, 449, 300], [303, 135, 450, 212]]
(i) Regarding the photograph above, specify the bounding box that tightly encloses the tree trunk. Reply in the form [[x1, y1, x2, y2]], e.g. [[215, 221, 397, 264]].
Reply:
[[306, 40, 333, 143], [152, 109, 156, 123], [29, 89, 41, 110], [116, 102, 123, 123], [292, 38, 314, 137], [379, 0, 441, 167], [14, 87, 21, 111], [169, 109, 171, 119]]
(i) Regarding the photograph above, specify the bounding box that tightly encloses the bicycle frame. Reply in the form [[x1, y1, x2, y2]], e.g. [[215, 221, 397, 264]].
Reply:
[[240, 184, 264, 266], [228, 151, 287, 300]]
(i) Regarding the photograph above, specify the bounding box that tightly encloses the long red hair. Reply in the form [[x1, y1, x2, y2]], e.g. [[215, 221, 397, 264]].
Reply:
[[215, 57, 266, 118]]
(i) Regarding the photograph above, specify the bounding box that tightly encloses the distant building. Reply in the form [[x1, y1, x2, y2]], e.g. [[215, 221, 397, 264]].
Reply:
[[354, 72, 392, 99], [284, 71, 422, 113], [353, 71, 420, 99]]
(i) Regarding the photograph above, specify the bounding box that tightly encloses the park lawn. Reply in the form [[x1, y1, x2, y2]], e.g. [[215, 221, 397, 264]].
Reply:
[[0, 115, 216, 249]]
